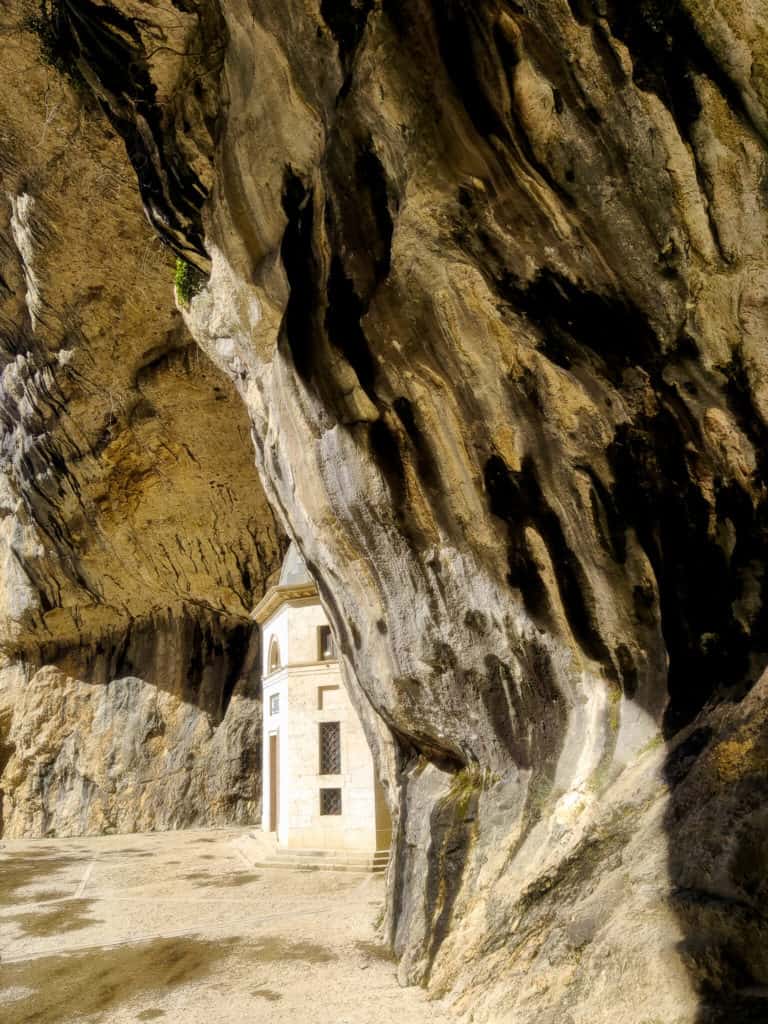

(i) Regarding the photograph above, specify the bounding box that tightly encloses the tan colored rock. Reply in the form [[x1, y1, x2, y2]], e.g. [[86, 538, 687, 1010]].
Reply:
[[4, 2, 768, 1022], [0, 611, 263, 837], [0, 4, 283, 837]]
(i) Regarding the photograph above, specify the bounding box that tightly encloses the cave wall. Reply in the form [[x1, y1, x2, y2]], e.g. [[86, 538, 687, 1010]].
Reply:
[[4, 0, 768, 1021], [0, 1, 284, 837], [183, 8, 768, 1016], [0, 609, 263, 837]]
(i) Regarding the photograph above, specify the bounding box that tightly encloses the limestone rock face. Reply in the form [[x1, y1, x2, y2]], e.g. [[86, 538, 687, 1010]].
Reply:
[[4, 1, 768, 1021], [0, 611, 262, 837], [0, 4, 283, 836]]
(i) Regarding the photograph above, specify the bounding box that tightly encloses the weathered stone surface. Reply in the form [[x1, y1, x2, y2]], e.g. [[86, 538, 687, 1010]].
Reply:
[[3, 1, 768, 1021], [0, 3, 283, 836], [0, 610, 262, 837]]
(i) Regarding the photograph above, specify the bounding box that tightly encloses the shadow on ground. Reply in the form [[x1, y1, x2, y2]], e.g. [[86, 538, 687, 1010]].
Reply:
[[1, 934, 337, 1024]]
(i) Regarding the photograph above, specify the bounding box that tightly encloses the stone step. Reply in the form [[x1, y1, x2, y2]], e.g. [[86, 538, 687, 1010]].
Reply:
[[267, 847, 389, 862], [250, 858, 384, 874], [238, 832, 390, 873], [250, 850, 390, 874]]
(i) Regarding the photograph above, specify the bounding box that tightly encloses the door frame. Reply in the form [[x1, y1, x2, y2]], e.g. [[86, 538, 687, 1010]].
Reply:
[[269, 731, 279, 833]]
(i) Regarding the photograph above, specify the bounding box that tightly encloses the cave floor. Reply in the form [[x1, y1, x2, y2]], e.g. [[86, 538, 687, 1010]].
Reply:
[[0, 826, 452, 1024]]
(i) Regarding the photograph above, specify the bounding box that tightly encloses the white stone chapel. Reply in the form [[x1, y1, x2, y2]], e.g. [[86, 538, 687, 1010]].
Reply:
[[252, 544, 391, 859]]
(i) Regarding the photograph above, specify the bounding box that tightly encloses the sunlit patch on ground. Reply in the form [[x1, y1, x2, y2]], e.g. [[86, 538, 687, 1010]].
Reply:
[[0, 828, 454, 1024]]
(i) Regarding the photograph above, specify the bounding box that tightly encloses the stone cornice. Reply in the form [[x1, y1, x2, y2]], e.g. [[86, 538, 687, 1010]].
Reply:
[[250, 582, 318, 624], [262, 659, 340, 686]]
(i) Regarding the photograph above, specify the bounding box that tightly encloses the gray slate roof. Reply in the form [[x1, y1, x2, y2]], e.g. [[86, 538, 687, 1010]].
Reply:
[[278, 542, 312, 587]]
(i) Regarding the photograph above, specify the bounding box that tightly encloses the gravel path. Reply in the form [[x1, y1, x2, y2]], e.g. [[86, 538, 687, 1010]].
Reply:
[[0, 827, 454, 1024]]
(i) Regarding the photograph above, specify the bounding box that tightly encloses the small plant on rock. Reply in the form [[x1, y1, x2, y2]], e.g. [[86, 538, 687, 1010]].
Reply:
[[174, 256, 206, 307]]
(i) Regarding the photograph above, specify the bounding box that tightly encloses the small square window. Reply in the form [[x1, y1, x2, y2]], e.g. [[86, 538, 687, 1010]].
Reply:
[[318, 625, 335, 660], [320, 788, 342, 815], [269, 693, 280, 716], [319, 721, 341, 774]]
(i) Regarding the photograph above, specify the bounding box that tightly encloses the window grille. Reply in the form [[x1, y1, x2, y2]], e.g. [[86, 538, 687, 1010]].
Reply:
[[269, 693, 280, 716], [318, 625, 335, 660], [320, 788, 342, 816], [319, 721, 341, 774]]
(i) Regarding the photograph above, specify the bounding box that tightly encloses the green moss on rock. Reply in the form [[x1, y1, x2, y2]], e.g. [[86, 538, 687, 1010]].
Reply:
[[174, 257, 206, 307]]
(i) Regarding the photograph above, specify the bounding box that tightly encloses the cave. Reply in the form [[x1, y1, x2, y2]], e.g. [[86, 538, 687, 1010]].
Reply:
[[2, 1, 768, 1021]]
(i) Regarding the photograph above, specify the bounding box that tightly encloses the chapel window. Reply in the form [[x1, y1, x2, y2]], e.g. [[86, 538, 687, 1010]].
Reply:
[[318, 625, 335, 660], [319, 721, 341, 775], [320, 788, 342, 815], [268, 637, 281, 673]]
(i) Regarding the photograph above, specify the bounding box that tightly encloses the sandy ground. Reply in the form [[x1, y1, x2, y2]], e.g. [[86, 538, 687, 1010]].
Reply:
[[0, 827, 454, 1024]]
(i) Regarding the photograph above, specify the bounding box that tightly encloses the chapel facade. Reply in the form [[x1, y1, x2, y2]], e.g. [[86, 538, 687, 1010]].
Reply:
[[252, 544, 391, 856]]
